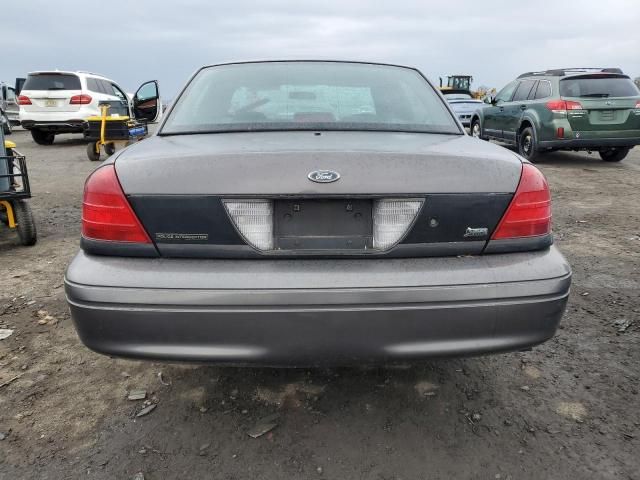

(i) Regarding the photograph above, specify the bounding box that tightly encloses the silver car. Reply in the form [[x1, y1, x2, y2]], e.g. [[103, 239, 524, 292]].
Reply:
[[443, 92, 484, 127], [65, 61, 571, 366]]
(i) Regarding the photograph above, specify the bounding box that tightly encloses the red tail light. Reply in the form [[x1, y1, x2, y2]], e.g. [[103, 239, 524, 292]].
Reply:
[[545, 100, 583, 112], [82, 165, 151, 243], [18, 95, 32, 105], [565, 100, 583, 110], [491, 164, 551, 240], [635, 101, 640, 109], [70, 94, 92, 105]]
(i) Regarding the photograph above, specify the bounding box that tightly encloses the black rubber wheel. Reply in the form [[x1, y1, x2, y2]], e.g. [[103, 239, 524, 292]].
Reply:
[[87, 142, 101, 161], [599, 147, 630, 162], [31, 129, 55, 145], [104, 143, 116, 156], [13, 200, 37, 246], [1, 113, 11, 135], [470, 118, 483, 139], [518, 126, 539, 162]]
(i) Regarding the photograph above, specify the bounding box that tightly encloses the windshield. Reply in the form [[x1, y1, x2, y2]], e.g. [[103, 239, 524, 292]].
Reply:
[[161, 62, 460, 135], [560, 75, 640, 98], [23, 73, 81, 91]]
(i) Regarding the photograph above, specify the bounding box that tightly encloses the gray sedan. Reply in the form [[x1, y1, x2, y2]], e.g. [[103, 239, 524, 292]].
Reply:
[[443, 92, 485, 127], [65, 60, 571, 366]]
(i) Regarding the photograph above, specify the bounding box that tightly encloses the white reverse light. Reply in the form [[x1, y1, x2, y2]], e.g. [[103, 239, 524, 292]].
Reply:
[[223, 199, 274, 251], [373, 199, 423, 250]]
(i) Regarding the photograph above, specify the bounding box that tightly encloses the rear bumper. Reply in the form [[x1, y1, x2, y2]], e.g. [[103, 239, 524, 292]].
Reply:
[[19, 108, 97, 132], [539, 137, 640, 149], [65, 247, 572, 365], [20, 120, 86, 132]]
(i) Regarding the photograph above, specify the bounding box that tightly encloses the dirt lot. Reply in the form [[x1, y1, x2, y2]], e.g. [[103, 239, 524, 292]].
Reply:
[[0, 129, 638, 480]]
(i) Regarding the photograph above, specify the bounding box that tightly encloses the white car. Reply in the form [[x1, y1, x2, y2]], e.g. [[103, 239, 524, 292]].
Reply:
[[18, 71, 161, 145]]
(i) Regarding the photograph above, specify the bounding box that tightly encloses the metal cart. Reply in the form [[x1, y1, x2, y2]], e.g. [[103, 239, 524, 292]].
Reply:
[[84, 102, 148, 161], [0, 127, 37, 246]]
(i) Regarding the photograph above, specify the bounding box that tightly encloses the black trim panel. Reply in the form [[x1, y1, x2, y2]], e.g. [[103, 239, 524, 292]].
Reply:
[[128, 195, 245, 245], [81, 237, 159, 257], [483, 234, 553, 254], [402, 194, 512, 244]]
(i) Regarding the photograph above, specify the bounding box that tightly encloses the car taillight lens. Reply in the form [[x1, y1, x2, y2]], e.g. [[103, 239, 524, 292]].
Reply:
[[82, 165, 151, 243], [491, 164, 551, 240], [565, 100, 583, 110], [18, 95, 32, 105], [223, 200, 273, 251], [635, 101, 640, 109], [70, 94, 92, 105], [373, 199, 423, 250], [545, 100, 583, 112]]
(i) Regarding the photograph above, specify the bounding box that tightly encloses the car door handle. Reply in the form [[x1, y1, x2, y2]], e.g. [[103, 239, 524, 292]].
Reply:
[[520, 105, 527, 110], [499, 107, 504, 112]]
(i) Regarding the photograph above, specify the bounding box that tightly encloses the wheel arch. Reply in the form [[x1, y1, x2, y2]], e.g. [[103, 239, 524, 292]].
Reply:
[[518, 113, 541, 138]]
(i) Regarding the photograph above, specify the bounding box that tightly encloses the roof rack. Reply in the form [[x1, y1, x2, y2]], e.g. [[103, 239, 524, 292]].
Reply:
[[517, 67, 624, 79], [76, 70, 107, 78]]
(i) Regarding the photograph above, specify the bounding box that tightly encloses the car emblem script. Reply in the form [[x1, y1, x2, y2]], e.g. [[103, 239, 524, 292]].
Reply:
[[308, 170, 340, 183], [463, 227, 489, 238]]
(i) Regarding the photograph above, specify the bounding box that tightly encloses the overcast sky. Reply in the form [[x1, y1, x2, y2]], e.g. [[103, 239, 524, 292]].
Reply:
[[5, 0, 639, 97]]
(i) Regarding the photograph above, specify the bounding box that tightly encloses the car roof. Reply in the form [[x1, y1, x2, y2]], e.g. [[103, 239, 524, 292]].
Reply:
[[27, 70, 110, 80], [517, 68, 625, 80]]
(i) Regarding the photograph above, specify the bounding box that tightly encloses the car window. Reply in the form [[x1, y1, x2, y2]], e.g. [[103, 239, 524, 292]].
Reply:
[[136, 82, 158, 102], [86, 78, 102, 94], [23, 73, 81, 90], [512, 80, 536, 102], [6, 87, 15, 101], [559, 75, 640, 98], [533, 81, 552, 99], [162, 62, 460, 135], [494, 81, 518, 103], [98, 80, 113, 95], [109, 83, 128, 102]]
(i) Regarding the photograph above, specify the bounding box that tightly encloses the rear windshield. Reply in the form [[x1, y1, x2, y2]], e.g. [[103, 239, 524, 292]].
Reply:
[[23, 73, 81, 91], [560, 75, 639, 98], [161, 62, 460, 135]]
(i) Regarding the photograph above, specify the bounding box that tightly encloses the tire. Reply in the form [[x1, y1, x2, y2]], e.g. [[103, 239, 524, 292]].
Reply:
[[104, 143, 116, 156], [470, 118, 483, 139], [1, 113, 11, 135], [87, 142, 101, 161], [599, 147, 630, 162], [518, 126, 539, 162], [31, 129, 55, 145], [13, 200, 37, 246]]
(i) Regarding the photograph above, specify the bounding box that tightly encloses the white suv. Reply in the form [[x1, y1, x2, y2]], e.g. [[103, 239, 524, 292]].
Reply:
[[18, 71, 161, 145]]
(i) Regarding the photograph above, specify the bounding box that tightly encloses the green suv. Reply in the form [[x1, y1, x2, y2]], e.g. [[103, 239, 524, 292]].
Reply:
[[470, 68, 640, 162]]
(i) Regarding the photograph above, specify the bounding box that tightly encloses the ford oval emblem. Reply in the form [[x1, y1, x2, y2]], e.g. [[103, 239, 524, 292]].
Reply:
[[308, 170, 340, 183]]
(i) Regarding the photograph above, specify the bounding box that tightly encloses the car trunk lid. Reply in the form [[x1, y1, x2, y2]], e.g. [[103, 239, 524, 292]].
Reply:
[[114, 131, 523, 258]]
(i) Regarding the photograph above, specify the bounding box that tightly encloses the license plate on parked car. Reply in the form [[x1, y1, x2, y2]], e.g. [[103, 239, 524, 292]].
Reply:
[[45, 99, 57, 107], [600, 110, 615, 120]]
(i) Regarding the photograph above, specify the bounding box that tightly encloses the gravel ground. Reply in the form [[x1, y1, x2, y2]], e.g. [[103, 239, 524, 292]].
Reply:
[[0, 129, 639, 480]]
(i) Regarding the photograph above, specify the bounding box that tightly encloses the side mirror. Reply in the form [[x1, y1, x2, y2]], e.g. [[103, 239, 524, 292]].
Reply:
[[133, 80, 161, 123]]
